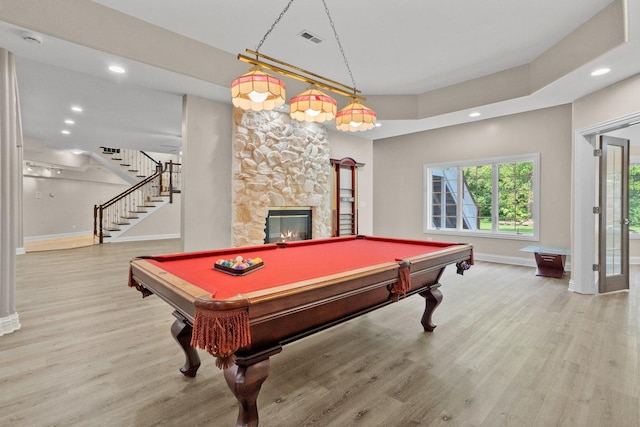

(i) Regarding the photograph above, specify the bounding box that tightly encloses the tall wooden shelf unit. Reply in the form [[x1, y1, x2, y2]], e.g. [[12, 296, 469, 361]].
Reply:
[[331, 157, 363, 237]]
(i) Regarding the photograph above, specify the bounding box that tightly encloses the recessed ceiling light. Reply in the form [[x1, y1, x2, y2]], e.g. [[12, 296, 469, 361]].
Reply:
[[591, 68, 610, 76], [108, 65, 126, 74], [64, 119, 75, 125], [469, 112, 481, 117], [71, 105, 83, 112], [61, 130, 70, 135]]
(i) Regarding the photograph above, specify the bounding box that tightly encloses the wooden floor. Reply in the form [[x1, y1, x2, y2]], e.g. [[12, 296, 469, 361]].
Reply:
[[1, 240, 639, 426]]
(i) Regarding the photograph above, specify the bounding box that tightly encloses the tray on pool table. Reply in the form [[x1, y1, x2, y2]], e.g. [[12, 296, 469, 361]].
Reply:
[[213, 261, 264, 276]]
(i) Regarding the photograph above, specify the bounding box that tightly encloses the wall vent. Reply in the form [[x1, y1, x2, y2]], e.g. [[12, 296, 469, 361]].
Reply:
[[298, 30, 323, 44]]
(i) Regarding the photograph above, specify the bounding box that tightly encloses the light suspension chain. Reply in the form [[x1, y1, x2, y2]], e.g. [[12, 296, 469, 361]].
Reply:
[[321, 0, 356, 89], [255, 0, 296, 54]]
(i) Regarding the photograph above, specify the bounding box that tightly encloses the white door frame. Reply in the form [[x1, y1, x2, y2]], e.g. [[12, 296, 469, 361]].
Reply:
[[572, 111, 640, 294]]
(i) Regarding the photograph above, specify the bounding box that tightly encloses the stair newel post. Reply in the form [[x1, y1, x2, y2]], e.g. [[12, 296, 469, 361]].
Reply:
[[157, 162, 163, 198], [98, 204, 104, 244], [169, 160, 174, 204]]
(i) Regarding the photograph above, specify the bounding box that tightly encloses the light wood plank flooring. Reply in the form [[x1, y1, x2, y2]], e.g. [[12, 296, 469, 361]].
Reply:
[[1, 240, 638, 426]]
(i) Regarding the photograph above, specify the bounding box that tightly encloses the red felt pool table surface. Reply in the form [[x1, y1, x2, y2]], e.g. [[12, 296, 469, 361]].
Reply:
[[145, 236, 459, 299]]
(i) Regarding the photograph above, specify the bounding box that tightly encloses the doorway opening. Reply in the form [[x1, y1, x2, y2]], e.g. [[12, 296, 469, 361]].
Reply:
[[574, 113, 640, 294]]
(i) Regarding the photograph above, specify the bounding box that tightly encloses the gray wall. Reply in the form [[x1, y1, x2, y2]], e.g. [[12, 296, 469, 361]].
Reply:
[[372, 104, 573, 262], [22, 176, 129, 238]]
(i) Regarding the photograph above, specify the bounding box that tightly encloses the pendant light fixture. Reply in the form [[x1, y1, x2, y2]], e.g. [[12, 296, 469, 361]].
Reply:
[[230, 0, 377, 131], [289, 87, 337, 122], [336, 99, 377, 132], [230, 66, 286, 111]]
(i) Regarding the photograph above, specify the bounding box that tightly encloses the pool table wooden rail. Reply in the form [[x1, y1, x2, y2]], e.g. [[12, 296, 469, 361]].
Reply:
[[130, 243, 471, 354]]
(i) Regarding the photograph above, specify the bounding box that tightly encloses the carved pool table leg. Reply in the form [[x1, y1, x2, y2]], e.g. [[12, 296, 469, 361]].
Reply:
[[419, 283, 443, 332], [224, 359, 270, 427], [170, 317, 201, 377]]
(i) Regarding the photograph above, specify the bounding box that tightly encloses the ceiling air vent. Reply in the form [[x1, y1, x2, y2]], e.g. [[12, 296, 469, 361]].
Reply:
[[21, 31, 43, 45], [298, 30, 323, 44]]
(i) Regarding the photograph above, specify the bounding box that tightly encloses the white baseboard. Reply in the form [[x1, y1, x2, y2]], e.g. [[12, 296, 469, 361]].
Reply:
[[107, 233, 180, 243], [24, 230, 93, 241], [474, 253, 572, 272], [16, 247, 25, 255], [0, 313, 21, 336]]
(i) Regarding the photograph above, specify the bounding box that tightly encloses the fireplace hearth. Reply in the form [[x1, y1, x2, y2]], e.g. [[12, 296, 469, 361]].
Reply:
[[264, 208, 312, 244]]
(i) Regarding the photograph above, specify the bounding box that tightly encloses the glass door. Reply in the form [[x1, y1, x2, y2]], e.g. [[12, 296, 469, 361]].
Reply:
[[598, 135, 629, 293]]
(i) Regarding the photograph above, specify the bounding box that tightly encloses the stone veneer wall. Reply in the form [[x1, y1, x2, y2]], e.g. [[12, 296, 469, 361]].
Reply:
[[232, 109, 332, 247]]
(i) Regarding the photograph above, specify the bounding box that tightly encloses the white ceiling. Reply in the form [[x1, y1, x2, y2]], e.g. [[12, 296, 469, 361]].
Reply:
[[2, 0, 640, 155]]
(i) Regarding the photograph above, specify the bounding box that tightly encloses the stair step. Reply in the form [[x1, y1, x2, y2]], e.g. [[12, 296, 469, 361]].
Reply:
[[121, 215, 139, 219], [120, 163, 130, 167], [111, 157, 122, 161], [128, 169, 138, 172], [130, 210, 148, 213], [114, 221, 130, 225], [136, 175, 146, 178], [142, 204, 156, 208], [104, 227, 121, 232]]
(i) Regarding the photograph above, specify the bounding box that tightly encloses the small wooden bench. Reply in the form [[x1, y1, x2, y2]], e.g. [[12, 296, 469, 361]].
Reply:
[[520, 245, 570, 278]]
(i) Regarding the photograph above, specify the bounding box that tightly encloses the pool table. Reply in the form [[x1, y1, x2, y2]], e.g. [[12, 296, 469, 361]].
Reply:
[[128, 235, 473, 426]]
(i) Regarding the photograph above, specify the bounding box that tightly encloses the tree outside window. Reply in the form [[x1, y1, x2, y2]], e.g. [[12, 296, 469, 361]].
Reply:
[[629, 164, 640, 234], [498, 161, 534, 234]]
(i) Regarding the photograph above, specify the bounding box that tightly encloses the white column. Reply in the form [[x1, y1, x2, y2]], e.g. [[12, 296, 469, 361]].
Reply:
[[0, 48, 23, 335], [181, 95, 232, 252]]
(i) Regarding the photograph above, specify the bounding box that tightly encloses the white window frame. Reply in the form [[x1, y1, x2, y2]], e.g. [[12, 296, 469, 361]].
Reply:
[[629, 155, 640, 240], [423, 153, 540, 241]]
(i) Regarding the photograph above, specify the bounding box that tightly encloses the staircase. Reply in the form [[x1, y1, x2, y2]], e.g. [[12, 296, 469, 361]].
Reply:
[[93, 148, 181, 243]]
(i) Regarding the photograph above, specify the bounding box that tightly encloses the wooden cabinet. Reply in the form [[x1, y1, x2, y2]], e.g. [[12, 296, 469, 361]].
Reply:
[[331, 157, 363, 237]]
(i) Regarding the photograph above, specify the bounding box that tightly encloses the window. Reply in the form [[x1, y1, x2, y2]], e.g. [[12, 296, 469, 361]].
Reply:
[[629, 162, 640, 237], [424, 154, 539, 239]]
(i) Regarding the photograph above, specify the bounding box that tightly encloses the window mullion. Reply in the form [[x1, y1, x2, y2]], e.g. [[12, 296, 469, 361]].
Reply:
[[457, 166, 463, 230], [439, 172, 445, 228], [492, 163, 499, 232]]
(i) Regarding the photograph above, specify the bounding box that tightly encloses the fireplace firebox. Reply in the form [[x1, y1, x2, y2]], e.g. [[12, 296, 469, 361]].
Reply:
[[264, 208, 312, 243]]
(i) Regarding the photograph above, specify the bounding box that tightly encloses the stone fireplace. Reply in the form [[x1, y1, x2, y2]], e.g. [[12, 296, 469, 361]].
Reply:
[[232, 109, 332, 247], [264, 207, 312, 243]]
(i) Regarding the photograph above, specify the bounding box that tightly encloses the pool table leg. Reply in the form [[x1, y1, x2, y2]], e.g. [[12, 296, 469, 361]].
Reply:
[[419, 283, 442, 332], [170, 314, 201, 377], [224, 359, 270, 427]]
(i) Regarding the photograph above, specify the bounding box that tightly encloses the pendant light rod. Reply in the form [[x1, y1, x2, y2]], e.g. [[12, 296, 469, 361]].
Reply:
[[238, 51, 365, 101], [246, 49, 361, 95]]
